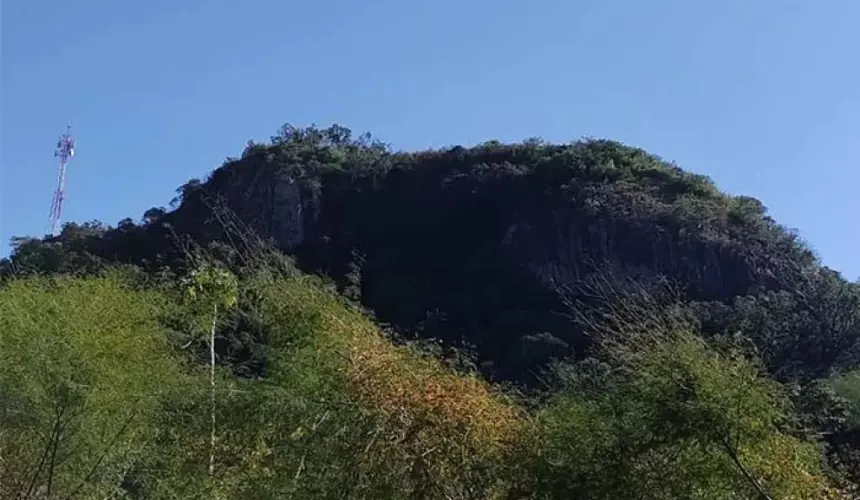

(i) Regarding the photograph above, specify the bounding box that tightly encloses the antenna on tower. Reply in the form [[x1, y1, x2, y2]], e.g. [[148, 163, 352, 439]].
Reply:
[[48, 124, 75, 236]]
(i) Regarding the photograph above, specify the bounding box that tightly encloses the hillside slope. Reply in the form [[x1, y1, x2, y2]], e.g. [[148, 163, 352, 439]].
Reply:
[[2, 261, 850, 499]]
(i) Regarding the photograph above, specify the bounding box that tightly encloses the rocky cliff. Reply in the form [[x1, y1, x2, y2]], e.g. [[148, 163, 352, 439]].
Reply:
[[138, 125, 840, 383]]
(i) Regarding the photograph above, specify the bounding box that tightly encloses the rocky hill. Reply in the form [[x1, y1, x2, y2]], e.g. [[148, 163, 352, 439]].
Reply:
[[7, 124, 857, 384], [5, 123, 860, 496]]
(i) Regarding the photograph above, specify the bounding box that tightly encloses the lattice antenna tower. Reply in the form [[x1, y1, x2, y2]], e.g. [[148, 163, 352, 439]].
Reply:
[[48, 124, 75, 236]]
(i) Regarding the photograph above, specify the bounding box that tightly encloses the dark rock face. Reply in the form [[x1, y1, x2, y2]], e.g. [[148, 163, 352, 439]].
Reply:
[[185, 154, 317, 251], [269, 177, 307, 250], [164, 135, 822, 383]]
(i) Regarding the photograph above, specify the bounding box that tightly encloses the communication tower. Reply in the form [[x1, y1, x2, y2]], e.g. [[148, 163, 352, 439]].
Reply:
[[48, 125, 75, 236]]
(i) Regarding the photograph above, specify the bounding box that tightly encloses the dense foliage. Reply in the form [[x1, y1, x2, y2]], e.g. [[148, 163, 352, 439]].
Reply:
[[3, 124, 860, 497], [1, 259, 853, 498]]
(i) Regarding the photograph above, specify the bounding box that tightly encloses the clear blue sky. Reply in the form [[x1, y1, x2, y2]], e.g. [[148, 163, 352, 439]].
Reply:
[[2, 0, 858, 279]]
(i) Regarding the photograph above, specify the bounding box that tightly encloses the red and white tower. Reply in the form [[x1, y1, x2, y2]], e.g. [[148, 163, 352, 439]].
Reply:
[[48, 125, 75, 236]]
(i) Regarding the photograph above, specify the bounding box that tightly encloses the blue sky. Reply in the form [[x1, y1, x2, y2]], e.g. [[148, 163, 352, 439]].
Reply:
[[1, 0, 858, 279]]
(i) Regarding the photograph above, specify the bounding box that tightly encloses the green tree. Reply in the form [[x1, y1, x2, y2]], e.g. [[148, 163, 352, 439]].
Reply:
[[527, 330, 837, 499], [183, 263, 239, 477]]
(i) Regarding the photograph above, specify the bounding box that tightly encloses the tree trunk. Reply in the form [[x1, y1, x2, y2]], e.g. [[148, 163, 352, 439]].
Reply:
[[209, 303, 218, 477], [722, 438, 773, 500]]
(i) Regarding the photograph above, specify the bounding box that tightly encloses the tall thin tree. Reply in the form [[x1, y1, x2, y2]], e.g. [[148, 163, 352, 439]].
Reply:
[[184, 264, 238, 476]]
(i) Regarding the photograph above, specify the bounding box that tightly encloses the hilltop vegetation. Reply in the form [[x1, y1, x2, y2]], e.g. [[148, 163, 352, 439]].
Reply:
[[3, 124, 860, 497]]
